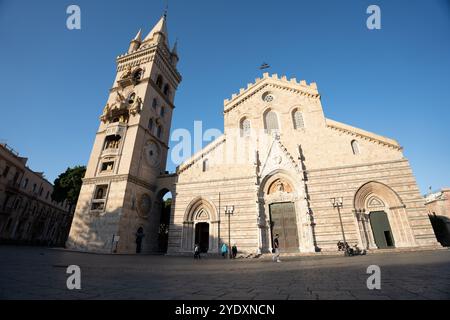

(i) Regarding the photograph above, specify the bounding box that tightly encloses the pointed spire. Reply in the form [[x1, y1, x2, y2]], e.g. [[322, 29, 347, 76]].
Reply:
[[128, 29, 142, 53], [133, 29, 142, 42], [164, 2, 168, 19], [171, 39, 178, 56], [144, 15, 168, 44], [170, 38, 179, 67]]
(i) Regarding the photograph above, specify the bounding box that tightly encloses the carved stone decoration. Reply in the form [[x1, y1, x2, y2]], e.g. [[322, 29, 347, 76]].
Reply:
[[272, 155, 282, 165], [268, 178, 293, 194], [100, 92, 142, 123], [137, 193, 152, 218], [195, 209, 210, 221], [116, 91, 127, 104], [367, 196, 385, 208], [120, 65, 132, 80], [129, 96, 142, 115], [100, 103, 112, 122], [118, 66, 145, 88]]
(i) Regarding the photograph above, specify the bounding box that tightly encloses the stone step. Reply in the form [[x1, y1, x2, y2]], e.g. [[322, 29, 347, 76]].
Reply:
[[259, 245, 446, 258]]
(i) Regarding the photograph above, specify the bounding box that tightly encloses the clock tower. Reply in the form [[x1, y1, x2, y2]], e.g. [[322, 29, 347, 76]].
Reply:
[[67, 15, 182, 253]]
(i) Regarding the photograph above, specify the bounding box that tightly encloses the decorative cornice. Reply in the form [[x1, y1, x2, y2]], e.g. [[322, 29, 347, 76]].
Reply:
[[305, 158, 410, 175], [82, 174, 157, 192]]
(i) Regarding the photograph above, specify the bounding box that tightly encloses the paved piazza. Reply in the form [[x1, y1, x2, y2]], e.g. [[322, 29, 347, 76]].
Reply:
[[0, 246, 449, 300]]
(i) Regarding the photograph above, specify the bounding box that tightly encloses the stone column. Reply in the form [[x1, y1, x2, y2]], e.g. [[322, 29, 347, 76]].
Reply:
[[257, 216, 263, 254], [354, 210, 367, 249], [298, 203, 315, 253], [364, 214, 377, 249]]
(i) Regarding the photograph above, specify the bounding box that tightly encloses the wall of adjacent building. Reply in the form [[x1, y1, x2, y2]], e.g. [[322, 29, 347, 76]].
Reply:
[[0, 144, 72, 246]]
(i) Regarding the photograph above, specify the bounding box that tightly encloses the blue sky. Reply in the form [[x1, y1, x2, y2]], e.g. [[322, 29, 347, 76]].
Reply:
[[0, 0, 449, 194]]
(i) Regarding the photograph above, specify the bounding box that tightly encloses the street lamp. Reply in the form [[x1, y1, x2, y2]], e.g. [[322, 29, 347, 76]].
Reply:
[[224, 205, 235, 259], [330, 197, 347, 254]]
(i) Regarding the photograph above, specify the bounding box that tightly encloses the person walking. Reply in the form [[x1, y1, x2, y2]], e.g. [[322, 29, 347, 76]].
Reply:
[[194, 243, 201, 260], [231, 244, 238, 259], [272, 234, 281, 262], [221, 243, 228, 258], [135, 227, 145, 254]]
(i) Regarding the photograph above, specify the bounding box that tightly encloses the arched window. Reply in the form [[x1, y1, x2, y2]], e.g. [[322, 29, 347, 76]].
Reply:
[[264, 110, 279, 134], [163, 84, 170, 97], [127, 92, 136, 104], [351, 140, 360, 155], [96, 188, 104, 199], [156, 75, 163, 89], [292, 110, 305, 130], [22, 178, 29, 189], [148, 118, 154, 131], [157, 125, 163, 139], [132, 69, 143, 82], [14, 198, 21, 210], [240, 118, 251, 137], [152, 98, 158, 109], [202, 159, 209, 172], [160, 106, 165, 117]]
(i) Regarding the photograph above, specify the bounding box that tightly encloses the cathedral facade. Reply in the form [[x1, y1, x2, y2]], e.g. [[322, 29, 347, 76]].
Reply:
[[67, 16, 440, 255]]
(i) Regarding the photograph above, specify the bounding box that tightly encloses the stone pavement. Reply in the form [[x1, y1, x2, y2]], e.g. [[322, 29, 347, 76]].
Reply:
[[0, 246, 449, 300]]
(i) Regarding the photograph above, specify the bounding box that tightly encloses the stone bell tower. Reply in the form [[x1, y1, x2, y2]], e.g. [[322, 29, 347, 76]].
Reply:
[[67, 14, 182, 253]]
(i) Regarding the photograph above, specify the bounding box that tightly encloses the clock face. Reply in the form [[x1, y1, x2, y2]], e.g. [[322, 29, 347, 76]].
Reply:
[[145, 141, 160, 167]]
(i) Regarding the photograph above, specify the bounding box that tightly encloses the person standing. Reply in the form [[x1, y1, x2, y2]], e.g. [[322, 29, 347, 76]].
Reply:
[[231, 244, 238, 259], [221, 243, 228, 258], [194, 243, 201, 260], [272, 234, 281, 262], [135, 227, 145, 254]]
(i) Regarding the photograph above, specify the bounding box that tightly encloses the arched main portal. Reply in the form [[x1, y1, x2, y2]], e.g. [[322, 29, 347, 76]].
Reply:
[[181, 197, 219, 253], [354, 181, 416, 249], [269, 202, 299, 252], [258, 170, 315, 253]]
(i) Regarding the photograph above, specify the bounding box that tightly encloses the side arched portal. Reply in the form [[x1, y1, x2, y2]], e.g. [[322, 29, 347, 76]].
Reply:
[[181, 197, 219, 253], [354, 181, 416, 249]]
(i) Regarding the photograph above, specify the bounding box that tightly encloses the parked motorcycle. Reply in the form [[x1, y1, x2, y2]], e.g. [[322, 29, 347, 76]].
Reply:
[[338, 241, 367, 256], [347, 244, 367, 256]]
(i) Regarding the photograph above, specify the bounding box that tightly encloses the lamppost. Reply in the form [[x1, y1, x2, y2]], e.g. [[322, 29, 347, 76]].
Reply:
[[224, 205, 235, 259], [330, 197, 347, 254]]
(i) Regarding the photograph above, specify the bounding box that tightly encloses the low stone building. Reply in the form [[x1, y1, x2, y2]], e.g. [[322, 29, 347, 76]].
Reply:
[[0, 143, 72, 246], [425, 188, 450, 246], [425, 188, 450, 218], [67, 15, 441, 255]]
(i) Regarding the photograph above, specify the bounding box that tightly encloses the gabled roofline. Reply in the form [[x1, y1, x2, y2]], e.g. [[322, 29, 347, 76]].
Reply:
[[176, 135, 226, 174], [223, 72, 320, 114], [325, 118, 402, 150]]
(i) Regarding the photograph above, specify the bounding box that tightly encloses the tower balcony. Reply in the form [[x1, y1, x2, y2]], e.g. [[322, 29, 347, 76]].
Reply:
[[105, 122, 127, 137], [101, 148, 119, 157]]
